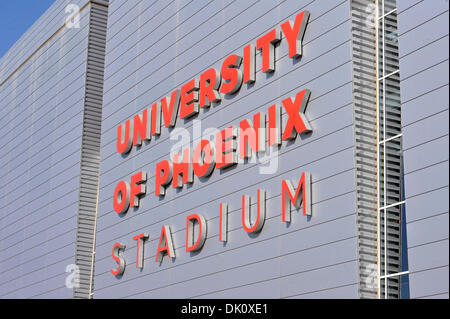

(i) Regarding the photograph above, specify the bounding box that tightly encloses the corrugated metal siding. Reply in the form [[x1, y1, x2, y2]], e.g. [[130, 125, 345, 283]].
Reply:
[[0, 2, 91, 298], [74, 0, 109, 299], [397, 0, 449, 299], [350, 0, 379, 299], [0, 0, 89, 86], [93, 0, 359, 298]]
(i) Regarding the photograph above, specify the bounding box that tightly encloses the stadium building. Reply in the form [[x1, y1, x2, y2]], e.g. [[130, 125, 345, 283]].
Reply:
[[0, 0, 448, 299]]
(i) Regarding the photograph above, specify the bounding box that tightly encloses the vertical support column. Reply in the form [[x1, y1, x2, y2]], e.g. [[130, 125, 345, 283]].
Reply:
[[351, 0, 405, 299], [376, 0, 405, 299], [73, 0, 109, 299], [350, 0, 379, 299]]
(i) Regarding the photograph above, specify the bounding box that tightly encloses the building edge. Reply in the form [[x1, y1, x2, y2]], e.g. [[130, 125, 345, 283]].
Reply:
[[73, 0, 109, 299], [350, 0, 379, 299]]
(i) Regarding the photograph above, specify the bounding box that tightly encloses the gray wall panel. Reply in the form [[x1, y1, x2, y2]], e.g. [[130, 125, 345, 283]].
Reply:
[[94, 0, 357, 298], [400, 60, 449, 104], [401, 84, 448, 127], [101, 0, 349, 121], [408, 266, 449, 299], [3, 0, 445, 300], [100, 21, 352, 162], [398, 0, 449, 300], [405, 186, 449, 224], [407, 239, 449, 273], [402, 110, 448, 151], [0, 0, 89, 84], [0, 1, 99, 299], [403, 152, 449, 199], [93, 167, 357, 276], [406, 213, 449, 249], [285, 283, 358, 299], [419, 293, 449, 299], [398, 9, 448, 58], [400, 36, 449, 80], [97, 80, 354, 218], [94, 215, 358, 298], [95, 111, 355, 237], [403, 135, 449, 175]]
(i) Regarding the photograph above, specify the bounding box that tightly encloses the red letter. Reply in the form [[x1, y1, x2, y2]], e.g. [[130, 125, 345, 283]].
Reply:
[[282, 89, 312, 140], [111, 242, 126, 276], [282, 172, 312, 222], [133, 233, 148, 269], [186, 214, 207, 252], [151, 102, 161, 136], [219, 54, 243, 95], [242, 189, 266, 233], [239, 112, 266, 159], [268, 104, 281, 146], [130, 171, 147, 207], [161, 89, 181, 128], [155, 160, 173, 196], [215, 126, 237, 169], [280, 10, 310, 58], [117, 119, 133, 154], [199, 68, 222, 108], [256, 28, 281, 73], [133, 109, 151, 146], [172, 148, 193, 188], [243, 44, 256, 84], [219, 203, 228, 242], [193, 139, 215, 178], [113, 180, 130, 214], [179, 78, 199, 119], [155, 225, 175, 262]]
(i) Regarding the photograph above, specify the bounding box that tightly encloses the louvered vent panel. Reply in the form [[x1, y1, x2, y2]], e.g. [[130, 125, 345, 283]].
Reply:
[[351, 0, 379, 299], [352, 0, 404, 299], [73, 0, 109, 299]]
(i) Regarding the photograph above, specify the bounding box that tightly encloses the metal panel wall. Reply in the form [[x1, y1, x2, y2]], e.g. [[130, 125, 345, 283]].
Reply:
[[397, 0, 449, 299], [74, 0, 109, 299], [0, 1, 91, 298], [0, 0, 88, 86], [350, 0, 379, 299], [93, 0, 360, 298]]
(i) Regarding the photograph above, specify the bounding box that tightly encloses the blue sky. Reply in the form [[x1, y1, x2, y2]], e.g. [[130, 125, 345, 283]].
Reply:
[[0, 0, 55, 59]]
